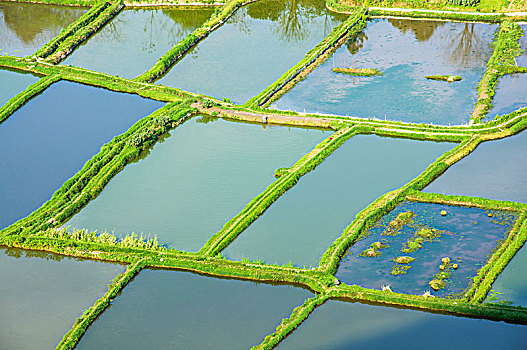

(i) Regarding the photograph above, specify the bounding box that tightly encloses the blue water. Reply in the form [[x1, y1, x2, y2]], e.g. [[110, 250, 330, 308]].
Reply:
[[0, 81, 163, 230], [65, 117, 328, 252], [277, 299, 527, 349], [336, 201, 517, 297], [223, 136, 454, 268], [425, 129, 527, 203], [0, 68, 40, 108], [0, 247, 124, 350], [273, 19, 497, 125], [76, 268, 312, 349], [157, 0, 346, 104]]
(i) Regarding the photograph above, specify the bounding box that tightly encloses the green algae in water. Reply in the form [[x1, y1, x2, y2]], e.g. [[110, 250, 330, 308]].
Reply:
[[64, 7, 214, 78], [76, 269, 312, 350], [0, 247, 124, 350], [425, 129, 527, 203], [276, 300, 527, 349], [65, 117, 328, 252], [223, 136, 454, 268], [0, 68, 39, 107], [336, 201, 518, 297], [157, 0, 347, 104], [0, 2, 86, 56], [0, 81, 163, 230]]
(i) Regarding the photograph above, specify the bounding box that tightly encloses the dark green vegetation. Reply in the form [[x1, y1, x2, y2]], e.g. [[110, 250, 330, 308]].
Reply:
[[0, 0, 527, 348]]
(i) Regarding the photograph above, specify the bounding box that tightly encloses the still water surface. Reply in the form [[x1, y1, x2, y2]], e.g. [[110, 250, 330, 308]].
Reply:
[[336, 201, 517, 297], [0, 68, 39, 107], [0, 247, 124, 350], [65, 117, 327, 252], [158, 0, 347, 103], [224, 136, 454, 268], [425, 129, 527, 203], [0, 81, 163, 229], [64, 7, 214, 78], [273, 19, 496, 125], [277, 300, 527, 349], [0, 2, 86, 56], [76, 268, 312, 349]]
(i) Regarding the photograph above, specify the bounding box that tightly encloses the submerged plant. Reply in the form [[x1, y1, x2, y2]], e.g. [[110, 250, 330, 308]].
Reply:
[[391, 264, 411, 275]]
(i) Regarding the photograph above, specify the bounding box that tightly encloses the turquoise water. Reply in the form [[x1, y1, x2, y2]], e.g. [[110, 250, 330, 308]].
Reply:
[[425, 129, 527, 203], [336, 201, 517, 297], [272, 19, 497, 125], [487, 73, 527, 118], [157, 0, 347, 104], [0, 247, 124, 350], [65, 117, 328, 252], [277, 299, 527, 349], [0, 81, 163, 230], [0, 68, 39, 107], [487, 244, 527, 307], [63, 7, 214, 78], [76, 268, 312, 349], [0, 2, 86, 57], [223, 136, 454, 268]]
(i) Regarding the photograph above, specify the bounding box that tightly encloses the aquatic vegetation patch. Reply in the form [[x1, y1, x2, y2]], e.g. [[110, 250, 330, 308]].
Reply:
[[333, 67, 382, 76], [426, 75, 462, 82], [359, 240, 389, 257], [382, 211, 415, 236]]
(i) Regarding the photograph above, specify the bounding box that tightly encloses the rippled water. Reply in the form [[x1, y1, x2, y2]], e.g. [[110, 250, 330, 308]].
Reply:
[[0, 68, 39, 107], [277, 300, 527, 349], [336, 201, 517, 297], [0, 2, 86, 56], [223, 136, 454, 268], [273, 19, 497, 125], [65, 117, 328, 252], [76, 269, 312, 349], [157, 0, 347, 104], [0, 81, 163, 230], [64, 7, 214, 78], [425, 129, 527, 203], [0, 247, 124, 350]]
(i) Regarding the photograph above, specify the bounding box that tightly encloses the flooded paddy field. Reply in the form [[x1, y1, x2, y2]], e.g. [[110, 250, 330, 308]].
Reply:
[[157, 0, 347, 104], [336, 201, 518, 297], [0, 68, 39, 107], [0, 247, 124, 350], [0, 81, 163, 230], [65, 117, 327, 252], [0, 2, 86, 57], [277, 299, 527, 349], [223, 136, 454, 268], [63, 7, 214, 78], [272, 19, 497, 125], [75, 268, 312, 349], [425, 129, 527, 203]]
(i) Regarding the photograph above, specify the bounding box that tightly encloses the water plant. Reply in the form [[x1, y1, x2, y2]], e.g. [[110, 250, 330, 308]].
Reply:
[[382, 211, 415, 236], [425, 75, 462, 82], [333, 67, 383, 76], [359, 240, 388, 257]]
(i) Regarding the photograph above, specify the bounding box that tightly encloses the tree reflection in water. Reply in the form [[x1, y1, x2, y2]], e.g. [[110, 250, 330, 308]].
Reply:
[[246, 0, 343, 44], [446, 23, 491, 68], [0, 3, 84, 44]]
